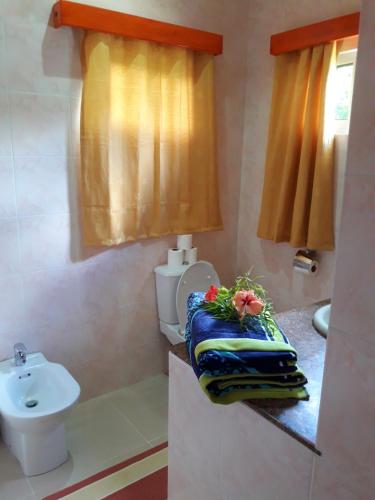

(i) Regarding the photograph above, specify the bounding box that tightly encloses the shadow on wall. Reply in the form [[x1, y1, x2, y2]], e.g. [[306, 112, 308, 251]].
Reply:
[[39, 12, 171, 266], [42, 11, 82, 81]]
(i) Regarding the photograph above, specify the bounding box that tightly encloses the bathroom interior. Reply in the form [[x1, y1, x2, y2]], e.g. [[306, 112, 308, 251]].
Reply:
[[0, 0, 374, 499]]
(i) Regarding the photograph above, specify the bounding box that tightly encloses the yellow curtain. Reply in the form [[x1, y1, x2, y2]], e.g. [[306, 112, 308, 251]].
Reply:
[[80, 32, 223, 245], [257, 42, 336, 250]]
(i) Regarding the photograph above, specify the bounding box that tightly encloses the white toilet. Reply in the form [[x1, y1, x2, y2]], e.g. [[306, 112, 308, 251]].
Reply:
[[154, 260, 220, 344], [0, 351, 80, 476]]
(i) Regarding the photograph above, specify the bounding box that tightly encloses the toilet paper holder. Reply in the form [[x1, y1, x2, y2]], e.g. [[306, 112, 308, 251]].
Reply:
[[293, 249, 319, 275]]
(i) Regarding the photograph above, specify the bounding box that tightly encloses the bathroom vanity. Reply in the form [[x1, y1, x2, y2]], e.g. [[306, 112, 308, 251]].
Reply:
[[168, 301, 328, 500]]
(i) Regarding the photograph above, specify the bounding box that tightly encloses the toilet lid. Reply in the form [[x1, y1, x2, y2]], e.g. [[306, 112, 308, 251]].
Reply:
[[176, 261, 220, 334]]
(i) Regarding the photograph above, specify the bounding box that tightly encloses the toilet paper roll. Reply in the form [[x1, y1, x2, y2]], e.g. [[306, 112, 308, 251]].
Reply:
[[184, 247, 198, 265], [177, 234, 193, 250], [168, 248, 184, 267], [293, 250, 319, 275]]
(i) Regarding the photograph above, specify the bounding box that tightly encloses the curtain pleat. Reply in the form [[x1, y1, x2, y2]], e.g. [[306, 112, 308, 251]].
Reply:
[[257, 42, 336, 250], [80, 32, 222, 245]]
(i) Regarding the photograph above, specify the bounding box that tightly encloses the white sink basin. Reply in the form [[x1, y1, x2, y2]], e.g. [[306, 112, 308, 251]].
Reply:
[[313, 304, 331, 337]]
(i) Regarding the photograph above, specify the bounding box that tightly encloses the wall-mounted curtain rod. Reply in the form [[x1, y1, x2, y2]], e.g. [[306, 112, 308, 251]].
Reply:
[[52, 0, 223, 55], [270, 12, 360, 55]]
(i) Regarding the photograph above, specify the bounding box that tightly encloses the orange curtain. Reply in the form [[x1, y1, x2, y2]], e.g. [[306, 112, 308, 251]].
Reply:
[[80, 32, 223, 246], [257, 42, 336, 250]]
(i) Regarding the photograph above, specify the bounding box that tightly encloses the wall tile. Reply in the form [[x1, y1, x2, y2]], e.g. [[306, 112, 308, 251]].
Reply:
[[311, 455, 365, 500], [67, 155, 80, 212], [282, 0, 359, 29], [0, 218, 20, 273], [219, 404, 313, 500], [4, 19, 82, 96], [330, 175, 375, 345], [14, 156, 71, 215], [0, 18, 5, 90], [22, 268, 82, 356], [69, 97, 81, 157], [78, 249, 161, 345], [0, 91, 12, 155], [0, 274, 25, 358], [1, 0, 56, 24], [76, 245, 168, 399], [346, 1, 375, 176], [169, 354, 223, 500], [18, 213, 74, 271], [79, 259, 128, 343], [67, 0, 220, 30], [312, 2, 375, 498], [0, 156, 16, 217], [333, 136, 348, 240], [314, 328, 375, 499], [169, 353, 313, 500], [10, 92, 70, 156]]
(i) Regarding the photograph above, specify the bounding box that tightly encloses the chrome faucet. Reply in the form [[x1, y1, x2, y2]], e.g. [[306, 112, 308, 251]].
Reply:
[[14, 343, 27, 366]]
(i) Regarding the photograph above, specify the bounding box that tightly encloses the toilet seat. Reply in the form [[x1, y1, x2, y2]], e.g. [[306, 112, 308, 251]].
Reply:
[[176, 261, 220, 334]]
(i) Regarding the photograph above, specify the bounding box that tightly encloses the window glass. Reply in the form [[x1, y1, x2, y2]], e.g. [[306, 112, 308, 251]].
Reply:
[[334, 50, 356, 135], [335, 64, 354, 121]]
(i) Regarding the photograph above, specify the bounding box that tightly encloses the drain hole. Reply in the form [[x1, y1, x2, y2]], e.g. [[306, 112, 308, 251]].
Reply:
[[25, 400, 38, 408]]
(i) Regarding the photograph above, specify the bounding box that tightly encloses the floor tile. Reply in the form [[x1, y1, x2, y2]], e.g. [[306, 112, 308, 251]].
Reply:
[[99, 442, 153, 471], [108, 375, 169, 442], [28, 403, 148, 499], [0, 374, 169, 500], [0, 442, 34, 500], [149, 435, 169, 447]]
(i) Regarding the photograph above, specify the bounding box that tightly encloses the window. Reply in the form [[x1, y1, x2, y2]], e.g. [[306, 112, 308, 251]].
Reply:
[[334, 46, 357, 135]]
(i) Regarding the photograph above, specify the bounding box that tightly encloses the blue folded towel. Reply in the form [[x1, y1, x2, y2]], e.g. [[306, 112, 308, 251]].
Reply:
[[186, 292, 308, 404]]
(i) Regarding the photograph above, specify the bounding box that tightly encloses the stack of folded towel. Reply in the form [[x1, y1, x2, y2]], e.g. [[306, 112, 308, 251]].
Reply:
[[185, 292, 308, 404]]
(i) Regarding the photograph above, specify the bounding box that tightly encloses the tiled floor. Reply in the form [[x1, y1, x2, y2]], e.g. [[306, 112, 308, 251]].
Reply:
[[0, 374, 168, 500]]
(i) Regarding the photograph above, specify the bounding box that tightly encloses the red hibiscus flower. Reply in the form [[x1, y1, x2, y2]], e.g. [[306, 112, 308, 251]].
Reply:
[[205, 285, 218, 302]]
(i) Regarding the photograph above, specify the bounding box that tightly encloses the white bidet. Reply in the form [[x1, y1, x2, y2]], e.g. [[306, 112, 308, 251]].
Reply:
[[0, 352, 80, 476]]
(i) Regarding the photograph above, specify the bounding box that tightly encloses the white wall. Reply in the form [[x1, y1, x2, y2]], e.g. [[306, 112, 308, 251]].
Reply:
[[169, 353, 314, 500], [237, 0, 360, 312], [311, 1, 375, 496]]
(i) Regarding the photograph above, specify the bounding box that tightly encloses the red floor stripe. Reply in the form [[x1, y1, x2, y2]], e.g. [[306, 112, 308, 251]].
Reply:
[[103, 466, 168, 500], [44, 442, 167, 500]]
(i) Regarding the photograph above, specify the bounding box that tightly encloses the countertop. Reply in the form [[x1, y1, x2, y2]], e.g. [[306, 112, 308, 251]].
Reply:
[[170, 300, 328, 454]]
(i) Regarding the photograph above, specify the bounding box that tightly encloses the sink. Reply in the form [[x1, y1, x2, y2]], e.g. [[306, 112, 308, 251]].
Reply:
[[312, 304, 331, 337]]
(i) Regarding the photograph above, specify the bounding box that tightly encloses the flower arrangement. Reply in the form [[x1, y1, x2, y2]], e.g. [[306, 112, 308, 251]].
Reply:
[[202, 272, 273, 327]]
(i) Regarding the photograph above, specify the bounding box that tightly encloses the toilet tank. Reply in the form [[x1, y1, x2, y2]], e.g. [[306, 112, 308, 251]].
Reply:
[[154, 264, 188, 324]]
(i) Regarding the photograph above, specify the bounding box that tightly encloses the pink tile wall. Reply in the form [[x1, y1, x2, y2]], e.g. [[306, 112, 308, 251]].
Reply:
[[236, 0, 360, 312], [169, 353, 314, 500], [312, 1, 375, 498], [0, 0, 249, 398]]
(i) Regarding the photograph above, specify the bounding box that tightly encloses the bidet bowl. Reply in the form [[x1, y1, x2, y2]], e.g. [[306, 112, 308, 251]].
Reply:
[[0, 352, 80, 475], [0, 354, 80, 432]]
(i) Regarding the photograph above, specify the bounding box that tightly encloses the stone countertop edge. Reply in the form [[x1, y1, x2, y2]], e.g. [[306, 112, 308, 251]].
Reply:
[[170, 300, 329, 456]]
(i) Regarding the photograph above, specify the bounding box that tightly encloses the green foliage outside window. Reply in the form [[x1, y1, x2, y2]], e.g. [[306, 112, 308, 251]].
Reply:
[[335, 64, 354, 121]]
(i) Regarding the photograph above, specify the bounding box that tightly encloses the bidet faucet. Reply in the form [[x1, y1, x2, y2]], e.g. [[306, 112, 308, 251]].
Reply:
[[14, 343, 27, 366]]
